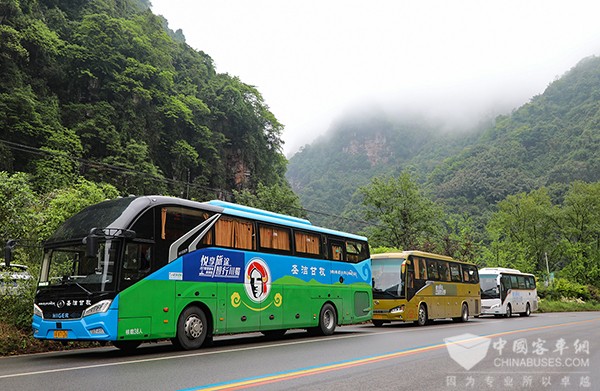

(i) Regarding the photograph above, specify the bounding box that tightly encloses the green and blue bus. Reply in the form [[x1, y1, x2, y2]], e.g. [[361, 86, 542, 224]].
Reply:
[[32, 196, 372, 350]]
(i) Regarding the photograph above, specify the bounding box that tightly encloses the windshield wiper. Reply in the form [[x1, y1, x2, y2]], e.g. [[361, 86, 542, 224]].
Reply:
[[60, 277, 92, 295]]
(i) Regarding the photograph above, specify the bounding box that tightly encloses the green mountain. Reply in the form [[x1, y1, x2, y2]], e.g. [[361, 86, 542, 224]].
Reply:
[[0, 0, 287, 198], [287, 56, 600, 232]]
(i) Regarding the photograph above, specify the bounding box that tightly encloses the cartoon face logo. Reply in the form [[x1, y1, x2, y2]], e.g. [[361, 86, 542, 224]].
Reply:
[[244, 258, 270, 303]]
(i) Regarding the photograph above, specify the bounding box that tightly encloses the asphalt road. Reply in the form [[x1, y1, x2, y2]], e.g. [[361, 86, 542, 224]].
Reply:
[[1, 312, 598, 391]]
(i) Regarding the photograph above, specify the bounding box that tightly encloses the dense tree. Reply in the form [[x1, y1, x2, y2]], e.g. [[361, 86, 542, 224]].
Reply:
[[556, 181, 600, 286], [483, 188, 558, 274], [0, 0, 288, 198], [358, 172, 442, 250]]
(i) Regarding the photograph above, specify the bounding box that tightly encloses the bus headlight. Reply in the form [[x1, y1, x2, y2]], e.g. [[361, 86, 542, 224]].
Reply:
[[33, 304, 43, 318], [82, 300, 112, 317], [390, 305, 405, 314]]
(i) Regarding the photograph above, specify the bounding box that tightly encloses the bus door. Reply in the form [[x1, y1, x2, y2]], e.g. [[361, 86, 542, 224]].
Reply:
[[405, 259, 416, 301], [500, 274, 510, 306]]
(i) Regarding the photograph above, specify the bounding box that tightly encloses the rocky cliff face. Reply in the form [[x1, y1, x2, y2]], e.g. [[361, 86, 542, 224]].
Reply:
[[342, 132, 392, 166]]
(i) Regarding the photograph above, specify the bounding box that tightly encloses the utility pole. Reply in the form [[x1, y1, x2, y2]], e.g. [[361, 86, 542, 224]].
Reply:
[[545, 252, 550, 286]]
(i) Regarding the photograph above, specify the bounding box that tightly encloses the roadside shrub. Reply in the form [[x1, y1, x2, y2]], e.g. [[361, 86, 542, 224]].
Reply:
[[0, 281, 36, 330], [537, 278, 590, 300]]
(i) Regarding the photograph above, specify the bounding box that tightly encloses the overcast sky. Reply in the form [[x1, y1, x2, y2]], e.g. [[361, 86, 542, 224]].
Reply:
[[150, 0, 600, 156]]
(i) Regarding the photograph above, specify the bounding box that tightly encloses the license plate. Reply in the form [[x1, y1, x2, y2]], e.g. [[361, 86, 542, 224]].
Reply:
[[54, 330, 68, 339]]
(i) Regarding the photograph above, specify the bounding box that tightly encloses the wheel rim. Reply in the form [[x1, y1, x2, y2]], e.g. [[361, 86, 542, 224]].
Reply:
[[323, 309, 334, 330], [507, 306, 511, 317], [184, 315, 204, 339], [526, 304, 530, 315], [462, 305, 468, 321], [419, 307, 426, 324]]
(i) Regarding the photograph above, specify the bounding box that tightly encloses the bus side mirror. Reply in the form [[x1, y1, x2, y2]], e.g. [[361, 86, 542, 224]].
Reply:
[[84, 231, 99, 260], [4, 240, 16, 267]]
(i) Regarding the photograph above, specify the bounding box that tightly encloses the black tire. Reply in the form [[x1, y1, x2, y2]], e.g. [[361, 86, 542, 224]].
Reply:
[[453, 303, 469, 322], [520, 303, 531, 317], [312, 303, 337, 336], [113, 340, 141, 352], [261, 329, 287, 339], [173, 306, 209, 350], [415, 304, 428, 327], [505, 304, 512, 318], [372, 320, 385, 327]]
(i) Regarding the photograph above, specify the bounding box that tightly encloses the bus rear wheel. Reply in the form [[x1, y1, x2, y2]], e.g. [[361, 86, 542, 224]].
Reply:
[[311, 303, 337, 336], [415, 304, 428, 327], [520, 303, 531, 317], [173, 306, 209, 350], [453, 303, 469, 322]]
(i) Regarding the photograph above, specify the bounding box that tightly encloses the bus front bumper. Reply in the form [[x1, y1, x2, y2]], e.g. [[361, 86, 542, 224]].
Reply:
[[32, 309, 119, 341]]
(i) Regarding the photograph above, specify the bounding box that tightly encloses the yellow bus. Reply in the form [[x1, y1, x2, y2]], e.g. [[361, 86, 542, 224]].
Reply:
[[371, 251, 480, 326]]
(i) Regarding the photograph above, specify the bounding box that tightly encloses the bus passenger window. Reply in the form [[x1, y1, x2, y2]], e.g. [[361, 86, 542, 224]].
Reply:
[[427, 259, 439, 280], [419, 259, 427, 280], [216, 217, 255, 250], [450, 263, 462, 282], [345, 241, 363, 263], [413, 257, 423, 279], [330, 243, 344, 261], [295, 231, 320, 256], [259, 224, 290, 252], [437, 261, 450, 282]]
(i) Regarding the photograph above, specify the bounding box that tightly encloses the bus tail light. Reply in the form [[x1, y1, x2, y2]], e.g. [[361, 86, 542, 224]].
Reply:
[[82, 300, 112, 317]]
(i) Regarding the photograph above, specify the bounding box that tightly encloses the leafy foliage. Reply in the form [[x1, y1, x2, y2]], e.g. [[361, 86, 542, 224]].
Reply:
[[358, 172, 442, 250], [0, 0, 288, 197]]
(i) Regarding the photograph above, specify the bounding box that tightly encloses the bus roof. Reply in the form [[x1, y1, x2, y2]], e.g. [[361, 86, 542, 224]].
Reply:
[[47, 195, 367, 244], [479, 267, 534, 276], [205, 200, 367, 241], [205, 200, 311, 225], [372, 250, 467, 263]]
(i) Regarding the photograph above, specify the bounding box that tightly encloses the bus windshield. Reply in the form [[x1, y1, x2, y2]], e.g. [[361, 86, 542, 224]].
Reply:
[[372, 257, 405, 299], [479, 274, 500, 299], [40, 240, 119, 293]]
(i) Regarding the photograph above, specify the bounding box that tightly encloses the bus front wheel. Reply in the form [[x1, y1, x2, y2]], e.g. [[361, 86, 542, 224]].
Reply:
[[311, 303, 337, 336], [415, 304, 428, 327], [174, 306, 209, 350], [505, 304, 512, 318]]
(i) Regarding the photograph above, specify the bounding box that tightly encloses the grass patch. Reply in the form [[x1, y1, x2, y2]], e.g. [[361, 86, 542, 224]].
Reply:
[[538, 298, 600, 313]]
